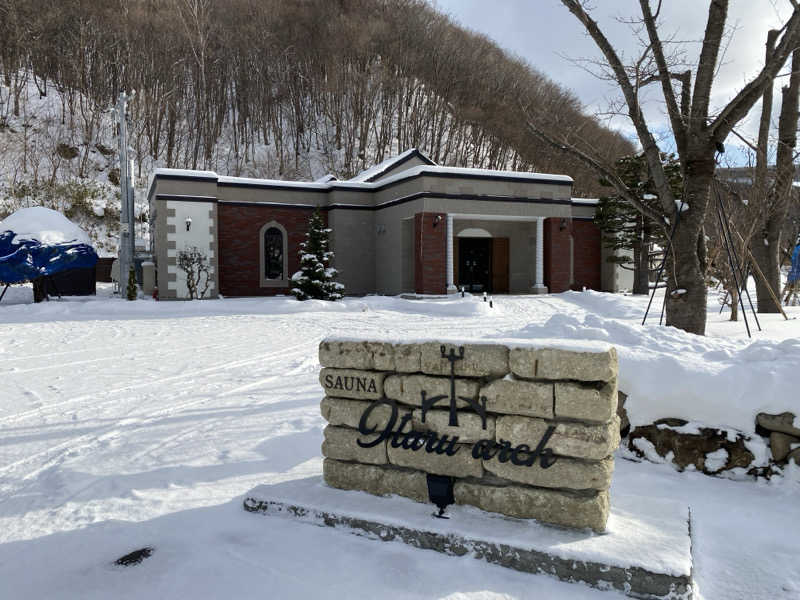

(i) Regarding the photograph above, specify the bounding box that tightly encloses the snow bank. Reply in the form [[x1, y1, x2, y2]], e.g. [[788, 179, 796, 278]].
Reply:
[[499, 293, 800, 435], [0, 207, 91, 246]]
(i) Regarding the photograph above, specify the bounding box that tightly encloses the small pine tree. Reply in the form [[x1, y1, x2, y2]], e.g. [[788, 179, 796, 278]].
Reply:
[[126, 265, 138, 300], [291, 209, 344, 301]]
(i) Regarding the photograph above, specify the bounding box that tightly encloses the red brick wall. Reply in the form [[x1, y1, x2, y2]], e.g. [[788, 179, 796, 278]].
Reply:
[[414, 212, 447, 294], [572, 220, 602, 291], [544, 218, 571, 293], [217, 204, 319, 296]]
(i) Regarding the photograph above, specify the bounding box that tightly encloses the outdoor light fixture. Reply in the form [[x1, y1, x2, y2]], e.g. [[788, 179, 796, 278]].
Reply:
[[185, 216, 192, 232], [433, 215, 442, 227], [426, 474, 454, 518], [560, 218, 568, 230]]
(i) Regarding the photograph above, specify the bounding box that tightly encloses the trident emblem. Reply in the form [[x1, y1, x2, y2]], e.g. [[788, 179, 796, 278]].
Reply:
[[420, 345, 488, 429]]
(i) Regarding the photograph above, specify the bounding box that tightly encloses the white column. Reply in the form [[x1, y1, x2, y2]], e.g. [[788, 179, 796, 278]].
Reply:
[[533, 217, 548, 294], [446, 214, 457, 293]]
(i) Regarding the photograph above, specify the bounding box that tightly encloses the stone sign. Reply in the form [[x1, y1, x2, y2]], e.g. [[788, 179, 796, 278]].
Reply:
[[319, 339, 620, 532]]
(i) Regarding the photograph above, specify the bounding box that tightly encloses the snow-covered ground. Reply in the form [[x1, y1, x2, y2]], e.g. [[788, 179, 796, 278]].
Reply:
[[0, 287, 798, 599]]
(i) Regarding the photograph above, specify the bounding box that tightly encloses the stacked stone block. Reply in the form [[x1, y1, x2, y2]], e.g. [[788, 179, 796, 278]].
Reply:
[[319, 340, 620, 532]]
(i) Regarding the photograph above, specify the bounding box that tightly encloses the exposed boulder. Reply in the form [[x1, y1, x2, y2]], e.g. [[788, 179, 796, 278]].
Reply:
[[769, 432, 797, 462], [617, 390, 630, 438], [754, 412, 800, 463], [628, 419, 754, 475], [95, 142, 114, 156], [756, 412, 800, 438], [56, 143, 79, 160]]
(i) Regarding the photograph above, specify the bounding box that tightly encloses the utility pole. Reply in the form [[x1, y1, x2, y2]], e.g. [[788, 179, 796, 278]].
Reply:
[[115, 91, 136, 293]]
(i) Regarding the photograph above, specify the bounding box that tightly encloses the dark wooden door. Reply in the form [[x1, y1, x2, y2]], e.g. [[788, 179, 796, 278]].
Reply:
[[492, 237, 509, 293], [458, 238, 492, 292]]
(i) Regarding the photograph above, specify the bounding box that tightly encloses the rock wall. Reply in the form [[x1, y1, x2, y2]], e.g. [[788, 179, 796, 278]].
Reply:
[[318, 340, 620, 532]]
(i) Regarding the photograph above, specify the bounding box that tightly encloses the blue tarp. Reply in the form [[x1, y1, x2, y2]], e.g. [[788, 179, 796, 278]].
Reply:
[[789, 244, 800, 284], [0, 230, 98, 285]]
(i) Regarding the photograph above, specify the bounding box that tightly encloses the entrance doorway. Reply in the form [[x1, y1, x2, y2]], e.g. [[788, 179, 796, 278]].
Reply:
[[457, 237, 509, 293], [458, 238, 491, 292]]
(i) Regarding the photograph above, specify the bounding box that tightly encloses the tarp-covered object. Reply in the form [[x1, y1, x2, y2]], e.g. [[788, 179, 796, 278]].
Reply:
[[789, 244, 800, 284], [0, 207, 98, 284]]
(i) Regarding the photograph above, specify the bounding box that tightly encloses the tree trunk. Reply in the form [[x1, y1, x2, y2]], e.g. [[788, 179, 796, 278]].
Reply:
[[729, 286, 739, 321], [664, 224, 707, 334], [750, 222, 782, 313], [663, 163, 711, 336], [752, 48, 800, 312], [633, 217, 652, 295]]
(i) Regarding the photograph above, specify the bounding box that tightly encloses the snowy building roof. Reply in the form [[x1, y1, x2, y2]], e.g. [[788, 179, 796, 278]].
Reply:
[[153, 167, 218, 179], [348, 148, 436, 183], [148, 151, 574, 199], [314, 174, 338, 183]]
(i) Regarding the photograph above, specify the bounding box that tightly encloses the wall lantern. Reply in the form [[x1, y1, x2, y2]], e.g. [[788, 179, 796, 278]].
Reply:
[[433, 215, 443, 227], [426, 474, 454, 518], [185, 216, 192, 232], [559, 217, 568, 231]]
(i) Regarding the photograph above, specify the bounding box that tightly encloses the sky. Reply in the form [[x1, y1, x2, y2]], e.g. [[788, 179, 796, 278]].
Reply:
[[431, 0, 796, 164]]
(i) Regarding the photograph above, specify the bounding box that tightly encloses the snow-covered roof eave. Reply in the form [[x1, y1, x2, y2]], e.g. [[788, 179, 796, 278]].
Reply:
[[348, 148, 435, 183], [150, 164, 573, 195], [147, 168, 220, 201]]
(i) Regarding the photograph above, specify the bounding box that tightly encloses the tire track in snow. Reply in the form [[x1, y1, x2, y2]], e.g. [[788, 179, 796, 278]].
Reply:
[[0, 340, 316, 488], [0, 335, 302, 425]]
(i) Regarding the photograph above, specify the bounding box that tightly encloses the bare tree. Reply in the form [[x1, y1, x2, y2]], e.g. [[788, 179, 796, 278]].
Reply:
[[750, 46, 800, 312], [524, 0, 800, 335], [177, 245, 211, 299]]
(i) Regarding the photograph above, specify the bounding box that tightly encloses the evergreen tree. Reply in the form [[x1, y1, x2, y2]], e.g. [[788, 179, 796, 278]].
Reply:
[[126, 265, 138, 300], [594, 154, 681, 294], [291, 209, 344, 301]]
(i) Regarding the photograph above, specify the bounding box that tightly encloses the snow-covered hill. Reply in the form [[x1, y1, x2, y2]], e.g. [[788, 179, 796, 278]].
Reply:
[[0, 73, 380, 256]]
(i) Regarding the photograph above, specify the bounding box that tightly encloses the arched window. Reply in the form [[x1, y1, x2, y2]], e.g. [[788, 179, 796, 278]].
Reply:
[[264, 227, 283, 279], [259, 221, 288, 287]]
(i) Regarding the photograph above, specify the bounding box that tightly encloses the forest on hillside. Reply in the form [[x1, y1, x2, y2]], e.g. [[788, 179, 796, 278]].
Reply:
[[0, 0, 632, 201]]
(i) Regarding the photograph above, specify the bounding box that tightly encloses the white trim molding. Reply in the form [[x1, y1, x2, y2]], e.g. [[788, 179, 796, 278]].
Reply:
[[446, 214, 457, 293], [532, 217, 548, 294]]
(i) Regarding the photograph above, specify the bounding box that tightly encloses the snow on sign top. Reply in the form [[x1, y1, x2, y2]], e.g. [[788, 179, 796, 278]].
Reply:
[[324, 334, 613, 353], [0, 207, 91, 246]]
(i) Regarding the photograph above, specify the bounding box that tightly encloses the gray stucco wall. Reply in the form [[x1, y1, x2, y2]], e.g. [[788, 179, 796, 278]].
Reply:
[[327, 209, 376, 295]]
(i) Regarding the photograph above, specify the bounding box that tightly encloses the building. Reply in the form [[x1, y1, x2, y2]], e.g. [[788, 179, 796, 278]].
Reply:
[[147, 149, 618, 299]]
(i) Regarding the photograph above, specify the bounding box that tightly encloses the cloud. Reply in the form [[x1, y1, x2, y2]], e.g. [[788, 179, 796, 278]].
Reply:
[[432, 0, 795, 162]]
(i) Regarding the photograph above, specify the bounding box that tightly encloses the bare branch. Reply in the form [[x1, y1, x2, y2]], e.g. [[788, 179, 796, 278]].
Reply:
[[639, 0, 687, 155], [521, 104, 667, 227], [559, 0, 676, 215], [711, 5, 800, 140], [755, 31, 779, 204], [690, 0, 728, 125]]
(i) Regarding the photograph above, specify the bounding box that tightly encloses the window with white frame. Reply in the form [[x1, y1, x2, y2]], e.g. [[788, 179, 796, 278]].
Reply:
[[259, 221, 288, 287]]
